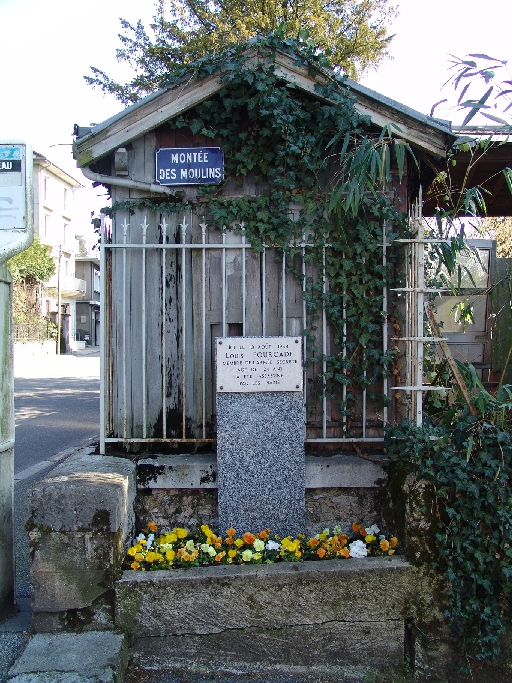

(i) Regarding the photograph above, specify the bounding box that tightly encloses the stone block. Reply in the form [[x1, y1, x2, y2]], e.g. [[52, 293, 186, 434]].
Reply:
[[26, 454, 136, 630], [137, 454, 217, 488], [132, 620, 404, 678], [116, 557, 415, 637], [216, 392, 305, 536], [135, 453, 386, 490], [30, 531, 122, 613], [7, 631, 127, 682], [25, 453, 136, 537]]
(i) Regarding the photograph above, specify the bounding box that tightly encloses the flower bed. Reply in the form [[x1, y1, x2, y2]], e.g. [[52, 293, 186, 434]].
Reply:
[[126, 521, 398, 571]]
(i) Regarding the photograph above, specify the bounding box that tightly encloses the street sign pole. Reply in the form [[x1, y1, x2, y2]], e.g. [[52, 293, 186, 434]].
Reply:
[[0, 140, 34, 615]]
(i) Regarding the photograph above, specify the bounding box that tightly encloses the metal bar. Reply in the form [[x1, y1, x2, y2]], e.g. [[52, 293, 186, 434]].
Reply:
[[302, 234, 307, 409], [322, 244, 327, 439], [391, 288, 451, 293], [99, 220, 108, 454], [105, 437, 384, 443], [282, 249, 286, 335], [222, 230, 227, 338], [393, 337, 445, 342], [395, 238, 451, 244], [105, 243, 254, 250], [393, 386, 451, 391], [382, 222, 388, 428], [241, 223, 246, 335], [306, 437, 385, 443], [201, 222, 207, 440], [416, 201, 424, 427], [181, 217, 188, 439], [105, 438, 216, 444], [121, 219, 129, 441], [342, 252, 347, 434], [262, 245, 266, 336], [141, 217, 148, 439], [161, 218, 167, 439]]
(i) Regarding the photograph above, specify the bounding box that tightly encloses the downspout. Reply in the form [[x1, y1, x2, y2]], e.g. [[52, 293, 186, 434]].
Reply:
[[79, 166, 186, 199]]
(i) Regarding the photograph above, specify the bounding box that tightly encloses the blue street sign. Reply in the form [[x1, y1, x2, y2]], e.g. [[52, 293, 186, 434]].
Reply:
[[155, 147, 224, 186]]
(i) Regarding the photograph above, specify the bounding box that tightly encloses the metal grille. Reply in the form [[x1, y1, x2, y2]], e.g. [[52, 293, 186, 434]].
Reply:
[[100, 210, 394, 452]]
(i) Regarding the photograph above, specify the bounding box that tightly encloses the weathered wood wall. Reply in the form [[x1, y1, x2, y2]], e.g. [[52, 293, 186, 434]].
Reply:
[[104, 126, 405, 448]]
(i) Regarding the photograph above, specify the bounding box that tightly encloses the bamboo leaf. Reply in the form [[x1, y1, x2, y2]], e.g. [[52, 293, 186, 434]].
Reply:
[[457, 83, 471, 105], [480, 112, 511, 125]]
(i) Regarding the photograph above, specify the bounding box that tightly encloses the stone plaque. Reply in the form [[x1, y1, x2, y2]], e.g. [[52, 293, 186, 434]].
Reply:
[[216, 336, 302, 393]]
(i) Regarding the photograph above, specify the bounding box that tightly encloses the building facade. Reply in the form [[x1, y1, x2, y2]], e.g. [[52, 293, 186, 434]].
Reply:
[[75, 257, 100, 346], [32, 151, 85, 351]]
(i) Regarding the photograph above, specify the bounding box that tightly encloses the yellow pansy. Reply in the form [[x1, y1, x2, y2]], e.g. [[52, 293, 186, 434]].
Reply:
[[228, 549, 237, 558], [234, 538, 244, 548]]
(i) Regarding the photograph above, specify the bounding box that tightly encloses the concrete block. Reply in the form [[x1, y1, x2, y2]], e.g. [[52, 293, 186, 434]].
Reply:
[[137, 454, 217, 489], [217, 392, 305, 536], [116, 557, 415, 637], [136, 453, 386, 490], [26, 453, 136, 538], [132, 620, 404, 677], [7, 631, 127, 682], [306, 454, 386, 488], [30, 531, 122, 612]]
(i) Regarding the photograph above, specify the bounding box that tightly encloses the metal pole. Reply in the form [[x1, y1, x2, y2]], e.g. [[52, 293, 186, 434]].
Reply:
[[56, 245, 62, 355]]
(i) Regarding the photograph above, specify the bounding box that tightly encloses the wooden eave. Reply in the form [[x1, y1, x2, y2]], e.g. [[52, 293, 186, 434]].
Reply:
[[423, 142, 512, 217], [74, 47, 455, 168]]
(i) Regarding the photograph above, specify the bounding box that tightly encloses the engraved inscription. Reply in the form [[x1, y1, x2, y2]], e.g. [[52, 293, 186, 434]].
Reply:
[[216, 336, 302, 392]]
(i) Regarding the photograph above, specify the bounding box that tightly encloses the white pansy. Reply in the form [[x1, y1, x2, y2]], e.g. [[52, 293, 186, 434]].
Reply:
[[136, 534, 146, 543], [242, 549, 253, 561], [160, 543, 173, 552], [185, 539, 195, 551], [200, 543, 211, 553], [266, 540, 280, 551], [365, 524, 380, 536], [146, 533, 155, 548], [333, 525, 342, 535], [207, 546, 216, 557], [349, 539, 368, 558], [253, 538, 265, 551]]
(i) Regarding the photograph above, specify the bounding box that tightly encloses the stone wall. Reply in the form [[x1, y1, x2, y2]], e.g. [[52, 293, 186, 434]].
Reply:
[[135, 453, 387, 536]]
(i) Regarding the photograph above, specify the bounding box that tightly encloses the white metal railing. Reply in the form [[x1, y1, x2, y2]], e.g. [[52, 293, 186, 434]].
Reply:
[[100, 213, 393, 452]]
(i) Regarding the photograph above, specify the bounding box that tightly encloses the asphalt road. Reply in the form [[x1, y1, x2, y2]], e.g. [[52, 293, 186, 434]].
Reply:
[[13, 351, 100, 477]]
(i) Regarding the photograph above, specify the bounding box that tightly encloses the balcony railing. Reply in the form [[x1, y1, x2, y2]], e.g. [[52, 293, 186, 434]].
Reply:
[[46, 275, 86, 294]]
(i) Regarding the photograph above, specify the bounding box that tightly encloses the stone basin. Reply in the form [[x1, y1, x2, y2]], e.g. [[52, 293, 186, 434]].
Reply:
[[117, 557, 418, 677]]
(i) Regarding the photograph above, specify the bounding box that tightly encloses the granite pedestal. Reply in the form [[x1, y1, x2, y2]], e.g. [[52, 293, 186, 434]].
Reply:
[[216, 391, 305, 537]]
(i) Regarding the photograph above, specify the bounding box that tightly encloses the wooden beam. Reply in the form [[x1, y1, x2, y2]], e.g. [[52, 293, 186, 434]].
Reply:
[[76, 48, 452, 166], [425, 302, 478, 415]]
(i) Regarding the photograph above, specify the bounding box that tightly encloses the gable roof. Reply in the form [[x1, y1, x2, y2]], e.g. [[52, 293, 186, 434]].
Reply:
[[74, 47, 456, 168]]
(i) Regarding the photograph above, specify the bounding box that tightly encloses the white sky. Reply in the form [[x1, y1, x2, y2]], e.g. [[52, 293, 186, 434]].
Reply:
[[1, 0, 510, 239]]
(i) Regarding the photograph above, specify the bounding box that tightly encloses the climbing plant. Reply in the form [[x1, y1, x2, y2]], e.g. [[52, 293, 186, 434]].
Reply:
[[386, 378, 512, 662], [100, 34, 412, 428]]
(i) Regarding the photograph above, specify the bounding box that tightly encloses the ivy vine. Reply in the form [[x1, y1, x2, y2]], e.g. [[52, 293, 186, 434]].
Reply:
[[101, 34, 411, 429]]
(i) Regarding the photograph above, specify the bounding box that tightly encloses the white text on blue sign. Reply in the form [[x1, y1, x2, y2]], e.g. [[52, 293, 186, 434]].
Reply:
[[156, 147, 224, 186]]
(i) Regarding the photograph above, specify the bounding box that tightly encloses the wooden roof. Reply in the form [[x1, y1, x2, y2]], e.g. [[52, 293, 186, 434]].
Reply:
[[74, 47, 456, 168], [423, 142, 512, 217]]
